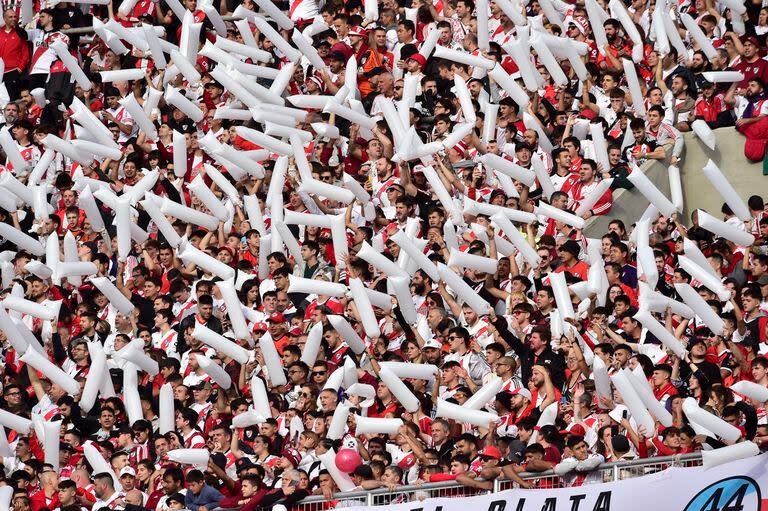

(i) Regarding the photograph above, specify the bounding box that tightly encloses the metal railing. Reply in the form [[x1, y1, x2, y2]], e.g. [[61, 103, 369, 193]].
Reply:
[[294, 453, 704, 510]]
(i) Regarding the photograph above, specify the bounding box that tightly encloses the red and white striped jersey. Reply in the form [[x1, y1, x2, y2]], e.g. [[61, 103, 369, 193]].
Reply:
[[183, 429, 206, 449], [106, 105, 135, 144], [562, 178, 613, 216], [28, 29, 69, 76], [152, 329, 179, 357], [5, 143, 41, 173], [289, 0, 318, 21]]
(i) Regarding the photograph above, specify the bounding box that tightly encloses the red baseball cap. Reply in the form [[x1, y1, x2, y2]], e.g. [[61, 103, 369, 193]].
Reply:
[[408, 53, 427, 68], [348, 26, 367, 37], [480, 445, 501, 460], [559, 424, 587, 437], [743, 35, 760, 46], [268, 313, 286, 323]]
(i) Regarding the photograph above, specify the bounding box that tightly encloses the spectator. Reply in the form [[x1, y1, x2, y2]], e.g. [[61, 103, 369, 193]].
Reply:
[[0, 0, 763, 507], [184, 469, 223, 511], [0, 9, 29, 101]]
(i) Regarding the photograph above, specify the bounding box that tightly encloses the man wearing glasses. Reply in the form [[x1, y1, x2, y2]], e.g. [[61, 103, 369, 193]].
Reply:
[[2, 385, 24, 414], [310, 363, 329, 387]]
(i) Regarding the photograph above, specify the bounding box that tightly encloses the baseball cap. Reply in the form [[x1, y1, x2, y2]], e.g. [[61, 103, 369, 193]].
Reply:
[[408, 53, 427, 68], [119, 467, 136, 478], [288, 327, 303, 336], [422, 338, 442, 350], [509, 387, 532, 401], [348, 26, 367, 37], [60, 442, 76, 452], [743, 35, 760, 46], [480, 445, 501, 460], [560, 239, 581, 257], [235, 457, 256, 472], [268, 313, 286, 323], [559, 424, 586, 437], [330, 42, 354, 61]]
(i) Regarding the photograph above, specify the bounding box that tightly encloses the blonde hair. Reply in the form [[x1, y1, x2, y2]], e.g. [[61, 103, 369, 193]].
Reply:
[[506, 291, 527, 313]]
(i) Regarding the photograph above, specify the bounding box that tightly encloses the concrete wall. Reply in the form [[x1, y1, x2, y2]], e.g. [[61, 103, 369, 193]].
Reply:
[[677, 128, 763, 221], [584, 127, 763, 236], [584, 154, 671, 237]]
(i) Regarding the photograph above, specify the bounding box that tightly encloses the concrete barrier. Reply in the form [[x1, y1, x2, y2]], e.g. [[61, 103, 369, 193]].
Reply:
[[584, 150, 672, 237], [677, 127, 763, 221], [584, 127, 763, 237]]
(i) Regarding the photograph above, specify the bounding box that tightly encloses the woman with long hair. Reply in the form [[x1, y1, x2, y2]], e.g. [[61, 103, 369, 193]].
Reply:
[[707, 384, 735, 416], [401, 338, 426, 364], [596, 425, 615, 460], [135, 459, 158, 492], [238, 279, 261, 309]]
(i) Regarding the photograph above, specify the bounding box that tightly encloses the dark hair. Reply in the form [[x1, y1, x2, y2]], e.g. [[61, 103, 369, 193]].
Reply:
[[186, 470, 205, 483]]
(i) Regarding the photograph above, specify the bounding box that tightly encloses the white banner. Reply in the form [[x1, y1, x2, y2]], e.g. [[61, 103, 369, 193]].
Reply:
[[338, 454, 768, 511]]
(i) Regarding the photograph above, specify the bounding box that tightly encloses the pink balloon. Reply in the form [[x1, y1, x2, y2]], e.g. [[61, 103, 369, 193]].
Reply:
[[335, 448, 362, 473]]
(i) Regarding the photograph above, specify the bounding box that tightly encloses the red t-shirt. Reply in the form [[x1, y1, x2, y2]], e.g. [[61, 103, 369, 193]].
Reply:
[[555, 260, 590, 281]]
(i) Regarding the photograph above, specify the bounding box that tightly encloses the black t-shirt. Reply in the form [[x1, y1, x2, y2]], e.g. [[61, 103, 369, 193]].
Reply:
[[131, 293, 155, 329], [744, 314, 768, 345], [54, 5, 85, 30]]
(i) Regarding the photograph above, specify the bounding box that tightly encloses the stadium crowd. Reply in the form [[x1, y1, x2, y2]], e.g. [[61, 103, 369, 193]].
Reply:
[[0, 0, 766, 509]]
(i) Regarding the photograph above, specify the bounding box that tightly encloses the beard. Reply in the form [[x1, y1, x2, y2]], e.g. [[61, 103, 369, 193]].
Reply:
[[413, 282, 427, 295]]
